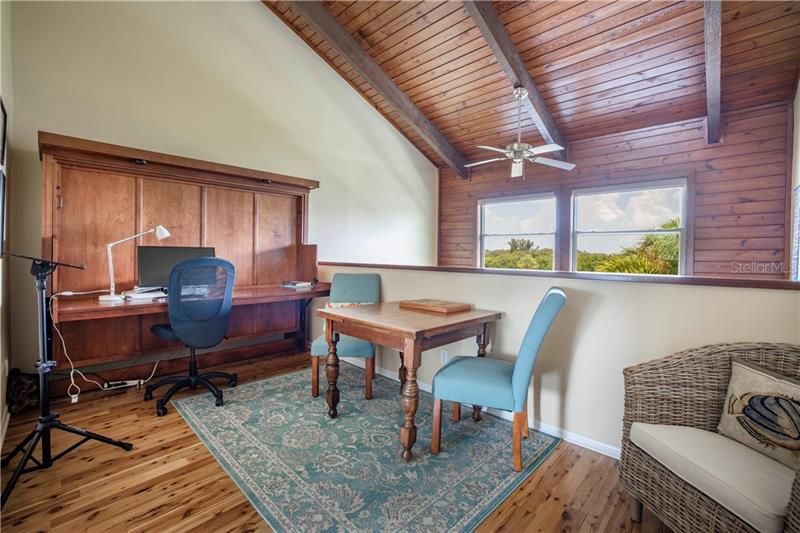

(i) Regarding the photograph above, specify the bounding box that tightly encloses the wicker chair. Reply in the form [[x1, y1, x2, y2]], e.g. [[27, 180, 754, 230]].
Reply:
[[620, 342, 800, 533]]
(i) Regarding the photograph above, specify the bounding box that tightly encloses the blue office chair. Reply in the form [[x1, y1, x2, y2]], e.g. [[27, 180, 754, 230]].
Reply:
[[310, 273, 380, 399], [431, 287, 566, 471], [144, 258, 237, 416]]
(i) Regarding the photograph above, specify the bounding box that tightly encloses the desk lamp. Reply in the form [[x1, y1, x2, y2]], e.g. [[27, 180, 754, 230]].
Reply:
[[99, 225, 170, 302]]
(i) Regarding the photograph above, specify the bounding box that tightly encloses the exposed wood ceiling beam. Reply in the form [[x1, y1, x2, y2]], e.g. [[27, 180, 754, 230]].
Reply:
[[704, 0, 722, 144], [284, 1, 468, 177], [464, 0, 566, 151]]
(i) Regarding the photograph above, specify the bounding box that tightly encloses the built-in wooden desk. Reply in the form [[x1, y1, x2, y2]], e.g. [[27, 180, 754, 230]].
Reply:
[[48, 284, 330, 395], [54, 284, 331, 322]]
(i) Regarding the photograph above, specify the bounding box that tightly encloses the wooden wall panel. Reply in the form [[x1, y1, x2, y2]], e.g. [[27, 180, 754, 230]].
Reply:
[[204, 187, 255, 286], [438, 102, 792, 280], [58, 316, 140, 365], [140, 179, 202, 247], [56, 168, 137, 292], [255, 193, 298, 285]]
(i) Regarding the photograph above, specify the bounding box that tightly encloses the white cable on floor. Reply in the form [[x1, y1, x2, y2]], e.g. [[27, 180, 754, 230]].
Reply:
[[50, 291, 106, 402], [49, 290, 160, 402]]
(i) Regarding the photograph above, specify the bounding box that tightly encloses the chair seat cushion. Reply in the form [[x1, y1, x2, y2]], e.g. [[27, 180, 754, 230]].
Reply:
[[151, 323, 179, 342], [432, 356, 514, 412], [631, 423, 794, 533], [310, 334, 374, 358]]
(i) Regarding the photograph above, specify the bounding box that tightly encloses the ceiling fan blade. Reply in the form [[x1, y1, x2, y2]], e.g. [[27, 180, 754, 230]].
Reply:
[[476, 145, 510, 155], [465, 157, 507, 168], [532, 157, 576, 171], [527, 143, 564, 156], [511, 160, 524, 178]]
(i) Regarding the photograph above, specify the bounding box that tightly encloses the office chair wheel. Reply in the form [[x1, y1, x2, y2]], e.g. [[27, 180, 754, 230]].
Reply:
[[144, 387, 153, 401], [215, 394, 224, 407], [229, 374, 238, 387], [156, 400, 167, 417]]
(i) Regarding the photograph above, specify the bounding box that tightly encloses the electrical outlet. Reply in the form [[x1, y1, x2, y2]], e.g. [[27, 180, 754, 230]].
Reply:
[[440, 350, 449, 364]]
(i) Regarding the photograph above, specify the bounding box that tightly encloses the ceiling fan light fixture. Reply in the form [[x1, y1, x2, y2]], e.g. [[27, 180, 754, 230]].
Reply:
[[465, 86, 575, 175]]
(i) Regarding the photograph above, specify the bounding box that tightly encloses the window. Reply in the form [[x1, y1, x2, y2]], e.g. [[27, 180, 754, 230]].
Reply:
[[572, 180, 687, 275], [478, 194, 556, 270]]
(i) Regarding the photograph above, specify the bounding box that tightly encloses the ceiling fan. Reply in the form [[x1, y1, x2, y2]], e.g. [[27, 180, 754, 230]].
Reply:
[[465, 86, 576, 178]]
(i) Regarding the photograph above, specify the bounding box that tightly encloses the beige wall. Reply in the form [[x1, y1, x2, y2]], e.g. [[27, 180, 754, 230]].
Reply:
[[7, 2, 439, 370], [314, 264, 800, 456], [793, 86, 799, 280], [0, 0, 11, 443]]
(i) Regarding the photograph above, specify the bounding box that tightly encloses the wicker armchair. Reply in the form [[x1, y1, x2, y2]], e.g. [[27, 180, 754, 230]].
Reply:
[[620, 342, 800, 533]]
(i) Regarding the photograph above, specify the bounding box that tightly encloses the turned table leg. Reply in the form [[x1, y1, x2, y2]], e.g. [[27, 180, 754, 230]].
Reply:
[[398, 351, 407, 392], [473, 323, 489, 422], [325, 321, 340, 418], [400, 342, 421, 462]]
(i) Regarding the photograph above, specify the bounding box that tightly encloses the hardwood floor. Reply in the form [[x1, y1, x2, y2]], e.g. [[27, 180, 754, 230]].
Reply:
[[1, 354, 662, 532]]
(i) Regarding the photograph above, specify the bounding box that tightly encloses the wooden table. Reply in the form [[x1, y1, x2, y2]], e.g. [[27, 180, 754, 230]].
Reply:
[[317, 302, 501, 461]]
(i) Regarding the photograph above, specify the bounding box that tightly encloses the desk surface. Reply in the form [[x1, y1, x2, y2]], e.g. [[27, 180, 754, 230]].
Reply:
[[317, 301, 501, 338], [55, 283, 331, 323]]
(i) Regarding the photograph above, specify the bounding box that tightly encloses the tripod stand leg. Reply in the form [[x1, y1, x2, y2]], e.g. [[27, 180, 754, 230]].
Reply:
[[1, 430, 42, 508], [56, 423, 133, 451], [1, 429, 37, 468]]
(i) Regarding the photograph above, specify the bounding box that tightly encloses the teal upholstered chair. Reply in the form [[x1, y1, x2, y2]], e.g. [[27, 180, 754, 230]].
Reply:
[[431, 287, 566, 471], [310, 273, 380, 399]]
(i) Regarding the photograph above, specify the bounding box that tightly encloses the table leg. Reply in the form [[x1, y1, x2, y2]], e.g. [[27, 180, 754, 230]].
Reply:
[[473, 322, 489, 422], [398, 351, 407, 392], [400, 341, 421, 462], [325, 321, 340, 418]]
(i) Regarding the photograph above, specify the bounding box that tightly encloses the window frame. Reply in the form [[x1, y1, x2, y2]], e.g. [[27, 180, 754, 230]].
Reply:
[[477, 192, 558, 271], [569, 178, 689, 276]]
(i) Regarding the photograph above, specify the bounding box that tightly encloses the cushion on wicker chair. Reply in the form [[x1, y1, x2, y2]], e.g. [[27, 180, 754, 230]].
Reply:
[[631, 423, 794, 533]]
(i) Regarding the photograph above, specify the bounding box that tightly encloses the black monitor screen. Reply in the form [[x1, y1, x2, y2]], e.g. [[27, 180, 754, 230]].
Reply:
[[137, 246, 215, 288]]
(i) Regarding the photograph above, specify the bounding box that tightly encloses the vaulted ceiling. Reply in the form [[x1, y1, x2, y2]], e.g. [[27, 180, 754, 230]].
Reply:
[[265, 1, 800, 174]]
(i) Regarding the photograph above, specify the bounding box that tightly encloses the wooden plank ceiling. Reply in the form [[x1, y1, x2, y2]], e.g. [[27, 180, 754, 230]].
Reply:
[[265, 1, 800, 170]]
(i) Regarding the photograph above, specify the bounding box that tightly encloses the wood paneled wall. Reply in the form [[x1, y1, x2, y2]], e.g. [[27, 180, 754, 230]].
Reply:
[[438, 102, 792, 279], [54, 171, 301, 292]]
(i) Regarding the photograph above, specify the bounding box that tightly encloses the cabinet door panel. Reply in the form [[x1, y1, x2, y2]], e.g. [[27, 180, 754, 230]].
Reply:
[[255, 193, 298, 285], [141, 179, 202, 247], [57, 168, 137, 292], [205, 188, 254, 285]]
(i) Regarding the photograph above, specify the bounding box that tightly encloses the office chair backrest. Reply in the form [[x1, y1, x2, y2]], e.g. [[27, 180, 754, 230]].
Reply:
[[167, 257, 235, 349], [511, 287, 566, 412], [330, 273, 380, 304]]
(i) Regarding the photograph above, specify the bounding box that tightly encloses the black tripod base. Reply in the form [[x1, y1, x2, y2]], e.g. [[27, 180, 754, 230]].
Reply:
[[1, 413, 133, 508]]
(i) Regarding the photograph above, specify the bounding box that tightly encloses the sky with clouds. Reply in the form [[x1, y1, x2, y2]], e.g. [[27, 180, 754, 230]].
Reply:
[[482, 186, 682, 254]]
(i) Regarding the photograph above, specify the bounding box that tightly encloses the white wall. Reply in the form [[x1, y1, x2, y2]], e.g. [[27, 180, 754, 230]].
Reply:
[[792, 86, 799, 280], [0, 0, 12, 444], [7, 1, 438, 370], [313, 264, 800, 456]]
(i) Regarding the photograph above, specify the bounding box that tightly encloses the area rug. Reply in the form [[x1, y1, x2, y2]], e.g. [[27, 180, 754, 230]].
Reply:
[[173, 363, 560, 532]]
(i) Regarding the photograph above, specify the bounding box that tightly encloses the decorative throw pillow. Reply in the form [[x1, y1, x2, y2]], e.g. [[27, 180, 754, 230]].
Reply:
[[718, 357, 800, 468]]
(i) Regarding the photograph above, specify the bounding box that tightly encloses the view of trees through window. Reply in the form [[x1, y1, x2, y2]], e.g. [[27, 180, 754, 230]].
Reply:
[[480, 183, 685, 275]]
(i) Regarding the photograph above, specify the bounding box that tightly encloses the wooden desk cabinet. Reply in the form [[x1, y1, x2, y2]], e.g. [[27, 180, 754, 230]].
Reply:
[[39, 132, 325, 391]]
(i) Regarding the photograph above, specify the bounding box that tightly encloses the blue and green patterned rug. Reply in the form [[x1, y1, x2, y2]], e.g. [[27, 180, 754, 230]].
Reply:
[[173, 363, 560, 532]]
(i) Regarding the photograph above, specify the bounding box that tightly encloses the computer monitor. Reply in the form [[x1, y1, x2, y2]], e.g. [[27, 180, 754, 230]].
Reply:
[[137, 246, 215, 289]]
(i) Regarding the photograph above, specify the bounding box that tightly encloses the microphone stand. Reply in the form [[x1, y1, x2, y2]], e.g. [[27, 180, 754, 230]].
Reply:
[[0, 252, 133, 508]]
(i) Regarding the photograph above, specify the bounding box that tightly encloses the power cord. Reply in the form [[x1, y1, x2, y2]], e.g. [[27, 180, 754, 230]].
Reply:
[[50, 291, 160, 403]]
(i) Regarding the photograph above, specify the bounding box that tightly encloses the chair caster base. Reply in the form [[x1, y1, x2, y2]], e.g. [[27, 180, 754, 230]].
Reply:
[[156, 402, 167, 417], [215, 395, 224, 407], [144, 388, 153, 401], [230, 374, 238, 387]]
